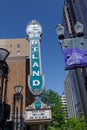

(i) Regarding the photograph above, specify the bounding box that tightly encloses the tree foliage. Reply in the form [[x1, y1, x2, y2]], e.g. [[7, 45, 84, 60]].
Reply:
[[41, 89, 65, 128], [62, 115, 87, 130], [41, 89, 87, 130]]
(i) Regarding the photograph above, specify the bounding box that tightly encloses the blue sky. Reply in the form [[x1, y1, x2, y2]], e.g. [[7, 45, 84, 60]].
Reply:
[[0, 0, 65, 95]]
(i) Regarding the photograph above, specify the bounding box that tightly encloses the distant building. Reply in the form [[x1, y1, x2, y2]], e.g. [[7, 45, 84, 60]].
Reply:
[[64, 72, 77, 118], [61, 92, 68, 118], [63, 0, 87, 38]]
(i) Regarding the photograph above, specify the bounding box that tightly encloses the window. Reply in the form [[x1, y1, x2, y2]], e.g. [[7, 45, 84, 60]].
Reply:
[[10, 44, 12, 48], [17, 44, 20, 48], [17, 51, 20, 55]]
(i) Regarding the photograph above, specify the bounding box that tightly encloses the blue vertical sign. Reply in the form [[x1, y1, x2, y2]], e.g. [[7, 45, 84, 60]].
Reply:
[[28, 37, 44, 95]]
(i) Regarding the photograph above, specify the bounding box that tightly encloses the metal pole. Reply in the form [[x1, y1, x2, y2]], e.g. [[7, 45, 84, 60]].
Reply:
[[4, 77, 8, 102], [1, 102, 5, 130], [13, 86, 23, 130], [1, 76, 4, 102], [16, 107, 18, 130], [20, 94, 23, 130], [12, 94, 16, 130], [75, 67, 87, 123]]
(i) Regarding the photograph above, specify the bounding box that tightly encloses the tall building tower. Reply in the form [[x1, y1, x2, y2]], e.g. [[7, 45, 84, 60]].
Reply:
[[61, 92, 68, 118], [63, 0, 87, 38], [63, 0, 87, 119]]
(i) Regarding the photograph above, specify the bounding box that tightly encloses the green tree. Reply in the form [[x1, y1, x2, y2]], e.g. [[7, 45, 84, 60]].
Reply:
[[62, 116, 87, 130], [41, 89, 65, 128], [41, 89, 87, 130]]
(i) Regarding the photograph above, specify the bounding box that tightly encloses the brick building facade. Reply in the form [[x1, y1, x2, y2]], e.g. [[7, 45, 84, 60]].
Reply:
[[0, 38, 34, 117]]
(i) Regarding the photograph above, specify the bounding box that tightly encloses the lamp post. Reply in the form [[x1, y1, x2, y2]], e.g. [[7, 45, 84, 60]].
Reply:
[[0, 48, 9, 103], [12, 85, 23, 130], [0, 48, 10, 129], [56, 22, 87, 123]]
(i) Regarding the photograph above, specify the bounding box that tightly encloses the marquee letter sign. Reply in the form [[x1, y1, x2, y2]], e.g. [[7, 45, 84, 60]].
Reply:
[[26, 20, 44, 95]]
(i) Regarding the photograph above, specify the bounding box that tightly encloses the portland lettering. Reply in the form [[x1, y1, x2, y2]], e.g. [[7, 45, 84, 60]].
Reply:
[[29, 38, 43, 95]]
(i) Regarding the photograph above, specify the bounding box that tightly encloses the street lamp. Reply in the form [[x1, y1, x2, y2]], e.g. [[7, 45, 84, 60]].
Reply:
[[13, 85, 23, 130], [74, 22, 83, 37], [14, 85, 23, 94], [56, 24, 64, 40], [0, 48, 9, 103], [56, 22, 87, 123], [0, 48, 10, 129]]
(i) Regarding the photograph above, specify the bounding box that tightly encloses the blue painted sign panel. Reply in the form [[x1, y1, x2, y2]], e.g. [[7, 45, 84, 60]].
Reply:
[[29, 75, 44, 95], [28, 37, 44, 95], [34, 101, 41, 109]]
